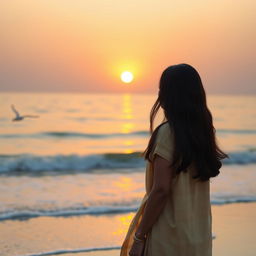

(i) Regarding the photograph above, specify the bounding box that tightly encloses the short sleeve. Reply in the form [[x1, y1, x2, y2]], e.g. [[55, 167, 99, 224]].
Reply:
[[150, 123, 174, 162]]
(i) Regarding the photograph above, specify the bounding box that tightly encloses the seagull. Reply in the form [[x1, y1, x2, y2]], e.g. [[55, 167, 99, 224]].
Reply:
[[11, 104, 39, 121]]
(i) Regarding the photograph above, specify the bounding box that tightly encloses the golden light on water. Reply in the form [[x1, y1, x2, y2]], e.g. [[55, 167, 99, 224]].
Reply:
[[112, 213, 135, 236], [113, 177, 134, 191], [121, 71, 134, 83], [121, 94, 135, 153], [121, 94, 134, 134]]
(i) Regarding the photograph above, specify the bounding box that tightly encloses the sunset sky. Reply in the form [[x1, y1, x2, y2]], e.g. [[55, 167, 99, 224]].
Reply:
[[0, 0, 255, 94]]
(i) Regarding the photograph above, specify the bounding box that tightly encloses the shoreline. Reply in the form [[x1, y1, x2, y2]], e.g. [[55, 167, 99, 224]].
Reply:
[[0, 203, 256, 256]]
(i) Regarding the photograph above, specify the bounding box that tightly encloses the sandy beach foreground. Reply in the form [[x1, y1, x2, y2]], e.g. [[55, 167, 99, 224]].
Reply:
[[1, 203, 256, 256]]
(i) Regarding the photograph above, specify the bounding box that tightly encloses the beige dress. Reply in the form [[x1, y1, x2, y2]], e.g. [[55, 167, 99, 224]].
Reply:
[[120, 122, 212, 256]]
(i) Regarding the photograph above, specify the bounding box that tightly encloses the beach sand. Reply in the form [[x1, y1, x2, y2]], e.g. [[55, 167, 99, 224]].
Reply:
[[1, 203, 256, 256]]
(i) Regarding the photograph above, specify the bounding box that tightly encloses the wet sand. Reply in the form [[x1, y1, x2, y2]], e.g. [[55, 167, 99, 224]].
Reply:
[[0, 203, 255, 256]]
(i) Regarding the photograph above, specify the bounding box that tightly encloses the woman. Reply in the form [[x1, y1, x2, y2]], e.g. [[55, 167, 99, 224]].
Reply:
[[120, 63, 228, 256]]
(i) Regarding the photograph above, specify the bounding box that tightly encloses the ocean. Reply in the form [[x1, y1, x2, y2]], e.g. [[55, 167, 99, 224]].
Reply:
[[0, 92, 256, 255]]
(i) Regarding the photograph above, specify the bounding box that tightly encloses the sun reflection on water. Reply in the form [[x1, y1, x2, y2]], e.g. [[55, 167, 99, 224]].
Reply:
[[121, 94, 134, 133], [121, 94, 135, 153], [113, 177, 134, 191], [112, 213, 135, 236]]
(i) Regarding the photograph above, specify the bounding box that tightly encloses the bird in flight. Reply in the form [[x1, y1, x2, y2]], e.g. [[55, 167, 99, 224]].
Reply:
[[11, 104, 39, 121]]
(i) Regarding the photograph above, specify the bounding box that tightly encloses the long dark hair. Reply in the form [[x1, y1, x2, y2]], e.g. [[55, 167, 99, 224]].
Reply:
[[142, 63, 229, 181]]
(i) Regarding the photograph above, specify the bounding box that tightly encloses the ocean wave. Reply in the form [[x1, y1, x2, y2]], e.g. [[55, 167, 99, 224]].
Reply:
[[0, 206, 138, 221], [21, 246, 121, 256], [0, 130, 149, 139], [0, 128, 256, 139], [223, 150, 256, 164], [1, 197, 256, 222], [42, 131, 149, 138], [0, 152, 145, 174], [0, 150, 256, 174], [216, 129, 256, 134], [211, 197, 256, 205]]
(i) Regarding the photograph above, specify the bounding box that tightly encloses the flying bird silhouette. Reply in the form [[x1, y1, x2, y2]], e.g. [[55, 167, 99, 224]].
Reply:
[[11, 105, 39, 121]]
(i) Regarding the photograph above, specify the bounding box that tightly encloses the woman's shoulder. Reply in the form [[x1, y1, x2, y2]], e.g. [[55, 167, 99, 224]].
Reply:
[[156, 121, 172, 137], [150, 121, 174, 162]]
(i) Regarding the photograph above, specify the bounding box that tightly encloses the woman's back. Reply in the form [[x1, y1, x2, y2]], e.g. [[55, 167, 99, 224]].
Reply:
[[144, 122, 212, 256]]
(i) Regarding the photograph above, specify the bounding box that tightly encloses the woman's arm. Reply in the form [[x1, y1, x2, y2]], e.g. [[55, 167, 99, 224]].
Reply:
[[135, 154, 173, 239]]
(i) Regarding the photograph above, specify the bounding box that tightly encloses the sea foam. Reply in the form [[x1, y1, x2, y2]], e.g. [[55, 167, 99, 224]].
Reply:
[[0, 150, 255, 174]]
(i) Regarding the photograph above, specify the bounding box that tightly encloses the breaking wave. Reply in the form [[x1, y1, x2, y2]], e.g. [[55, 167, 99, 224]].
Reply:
[[0, 150, 255, 174]]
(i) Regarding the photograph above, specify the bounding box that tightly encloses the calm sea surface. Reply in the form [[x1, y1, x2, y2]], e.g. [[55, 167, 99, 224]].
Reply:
[[0, 92, 255, 219]]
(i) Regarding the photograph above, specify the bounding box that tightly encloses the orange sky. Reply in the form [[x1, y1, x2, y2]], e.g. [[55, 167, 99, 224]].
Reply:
[[0, 0, 255, 94]]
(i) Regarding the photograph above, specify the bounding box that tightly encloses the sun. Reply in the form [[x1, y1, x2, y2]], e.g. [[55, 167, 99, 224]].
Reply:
[[121, 71, 134, 83]]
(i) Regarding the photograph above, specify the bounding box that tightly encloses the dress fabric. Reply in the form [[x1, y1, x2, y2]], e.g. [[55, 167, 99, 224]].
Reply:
[[120, 122, 212, 256]]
